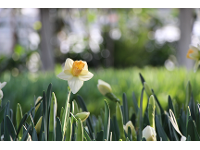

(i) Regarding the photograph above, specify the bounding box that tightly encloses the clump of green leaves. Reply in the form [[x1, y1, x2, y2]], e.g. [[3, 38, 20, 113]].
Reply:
[[0, 73, 200, 141]]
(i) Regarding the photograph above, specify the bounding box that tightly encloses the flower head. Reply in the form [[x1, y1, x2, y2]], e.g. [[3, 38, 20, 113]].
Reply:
[[142, 125, 157, 141], [186, 45, 200, 72], [57, 58, 93, 94]]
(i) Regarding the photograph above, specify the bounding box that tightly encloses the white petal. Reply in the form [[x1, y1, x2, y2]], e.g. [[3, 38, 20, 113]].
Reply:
[[0, 90, 3, 99], [82, 61, 88, 71], [181, 136, 186, 141], [190, 45, 200, 52], [68, 77, 84, 94], [80, 61, 89, 76], [79, 72, 93, 81], [194, 60, 200, 73], [57, 71, 73, 81], [64, 58, 74, 71], [0, 82, 7, 89]]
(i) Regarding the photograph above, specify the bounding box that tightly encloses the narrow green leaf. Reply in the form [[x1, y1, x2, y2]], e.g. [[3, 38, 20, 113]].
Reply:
[[103, 100, 110, 141], [16, 103, 23, 140], [168, 96, 175, 114], [56, 117, 62, 141], [132, 92, 139, 114], [4, 101, 10, 141], [46, 83, 52, 111], [15, 113, 28, 141], [21, 125, 32, 141], [139, 73, 145, 86], [189, 94, 196, 121], [60, 107, 64, 123], [196, 104, 200, 135], [42, 91, 47, 141], [155, 115, 168, 141], [5, 115, 16, 140], [32, 127, 38, 141], [187, 135, 191, 141], [73, 100, 79, 114], [61, 90, 71, 140], [34, 101, 43, 124], [84, 128, 91, 141], [187, 116, 200, 141], [0, 105, 5, 123], [65, 117, 72, 141], [77, 95, 94, 140], [76, 118, 83, 141], [186, 81, 191, 109], [139, 88, 144, 140], [49, 92, 57, 141], [122, 93, 129, 124], [116, 102, 126, 141], [96, 130, 104, 141]]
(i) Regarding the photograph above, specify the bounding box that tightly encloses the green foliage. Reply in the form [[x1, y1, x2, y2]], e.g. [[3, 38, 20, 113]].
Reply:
[[2, 68, 200, 141]]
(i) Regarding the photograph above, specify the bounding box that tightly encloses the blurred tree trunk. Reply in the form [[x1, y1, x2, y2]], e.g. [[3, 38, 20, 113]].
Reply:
[[177, 8, 194, 70], [39, 8, 55, 71]]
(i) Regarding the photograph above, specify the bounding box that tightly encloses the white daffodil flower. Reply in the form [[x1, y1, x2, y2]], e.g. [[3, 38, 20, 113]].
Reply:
[[167, 109, 186, 141], [97, 79, 112, 95], [0, 82, 7, 99], [57, 58, 93, 94], [186, 45, 200, 72], [142, 125, 157, 141]]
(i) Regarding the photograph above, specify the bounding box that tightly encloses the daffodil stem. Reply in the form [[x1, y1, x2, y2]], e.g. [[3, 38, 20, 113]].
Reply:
[[105, 92, 120, 103]]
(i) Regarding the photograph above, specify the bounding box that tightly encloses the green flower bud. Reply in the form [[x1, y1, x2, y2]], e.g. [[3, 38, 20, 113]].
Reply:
[[97, 79, 112, 96], [148, 95, 156, 129], [75, 112, 90, 122]]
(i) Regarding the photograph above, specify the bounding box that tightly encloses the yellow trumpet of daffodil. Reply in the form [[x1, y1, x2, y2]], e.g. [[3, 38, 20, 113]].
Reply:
[[57, 58, 93, 94], [186, 45, 200, 72]]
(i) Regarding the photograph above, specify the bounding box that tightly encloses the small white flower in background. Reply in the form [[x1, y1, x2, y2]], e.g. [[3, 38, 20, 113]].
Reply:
[[142, 125, 157, 141], [167, 109, 186, 141], [0, 82, 7, 99], [97, 79, 112, 95], [123, 121, 137, 141], [57, 58, 93, 94], [186, 45, 200, 72]]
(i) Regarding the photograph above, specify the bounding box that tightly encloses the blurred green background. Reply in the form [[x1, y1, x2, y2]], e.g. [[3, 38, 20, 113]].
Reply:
[[0, 8, 200, 123]]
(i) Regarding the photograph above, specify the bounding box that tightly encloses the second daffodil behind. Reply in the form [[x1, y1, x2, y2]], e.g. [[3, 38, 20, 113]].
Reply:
[[57, 58, 93, 94], [186, 45, 200, 72]]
